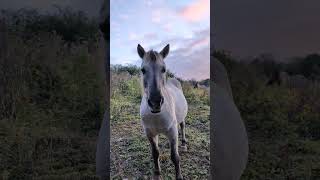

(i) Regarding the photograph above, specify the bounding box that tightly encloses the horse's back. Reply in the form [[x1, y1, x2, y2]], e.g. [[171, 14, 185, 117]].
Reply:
[[167, 78, 188, 123]]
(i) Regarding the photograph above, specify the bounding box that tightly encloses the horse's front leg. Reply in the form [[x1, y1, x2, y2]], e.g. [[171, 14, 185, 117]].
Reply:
[[146, 130, 161, 177], [167, 126, 183, 180], [179, 121, 187, 152]]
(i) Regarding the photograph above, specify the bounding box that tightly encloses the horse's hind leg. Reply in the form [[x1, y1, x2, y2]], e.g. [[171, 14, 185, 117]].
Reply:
[[180, 121, 187, 152], [146, 130, 161, 176], [167, 127, 183, 180]]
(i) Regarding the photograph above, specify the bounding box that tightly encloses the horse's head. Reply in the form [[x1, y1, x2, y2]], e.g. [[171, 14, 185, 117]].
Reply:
[[137, 44, 170, 113]]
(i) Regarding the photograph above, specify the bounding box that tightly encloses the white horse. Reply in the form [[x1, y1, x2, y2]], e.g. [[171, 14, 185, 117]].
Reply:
[[137, 44, 188, 180], [212, 58, 249, 180]]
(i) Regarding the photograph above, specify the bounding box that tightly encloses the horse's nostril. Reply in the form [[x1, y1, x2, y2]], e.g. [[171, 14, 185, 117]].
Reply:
[[147, 99, 153, 107], [148, 97, 162, 110], [160, 96, 164, 105]]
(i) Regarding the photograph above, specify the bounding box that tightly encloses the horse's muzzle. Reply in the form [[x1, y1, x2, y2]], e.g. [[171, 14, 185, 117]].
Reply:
[[147, 96, 164, 113]]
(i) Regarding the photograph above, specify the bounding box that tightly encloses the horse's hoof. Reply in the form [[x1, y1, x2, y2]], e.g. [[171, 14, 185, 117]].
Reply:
[[152, 175, 162, 180], [180, 145, 187, 152]]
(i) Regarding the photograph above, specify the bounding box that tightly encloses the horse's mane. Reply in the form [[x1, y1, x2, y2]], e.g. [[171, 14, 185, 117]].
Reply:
[[145, 50, 159, 61]]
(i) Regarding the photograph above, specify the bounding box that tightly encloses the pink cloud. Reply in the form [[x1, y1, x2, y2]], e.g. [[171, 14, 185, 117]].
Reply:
[[179, 0, 210, 22], [190, 36, 209, 49]]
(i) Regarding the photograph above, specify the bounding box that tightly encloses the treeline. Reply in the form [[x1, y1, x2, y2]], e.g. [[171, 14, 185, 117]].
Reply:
[[1, 7, 99, 42], [214, 50, 320, 82], [111, 64, 210, 87]]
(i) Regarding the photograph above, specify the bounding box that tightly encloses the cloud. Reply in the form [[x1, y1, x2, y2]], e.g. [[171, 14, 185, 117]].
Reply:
[[114, 28, 210, 81], [178, 0, 209, 23], [128, 32, 158, 44], [190, 36, 209, 48], [128, 32, 138, 41], [188, 29, 210, 50], [109, 0, 210, 79], [163, 23, 172, 32], [167, 46, 210, 81], [150, 3, 177, 25], [143, 33, 158, 41], [148, 1, 209, 35], [150, 28, 209, 52], [151, 9, 162, 23], [149, 38, 184, 52], [145, 0, 152, 7], [129, 42, 210, 81], [148, 28, 210, 80]]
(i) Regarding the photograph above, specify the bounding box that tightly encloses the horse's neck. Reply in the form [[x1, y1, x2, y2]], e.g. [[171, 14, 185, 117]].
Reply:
[[212, 58, 233, 99], [162, 85, 174, 101]]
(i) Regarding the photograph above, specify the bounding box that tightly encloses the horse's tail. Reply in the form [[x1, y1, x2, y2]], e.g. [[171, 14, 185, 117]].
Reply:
[[168, 78, 182, 90]]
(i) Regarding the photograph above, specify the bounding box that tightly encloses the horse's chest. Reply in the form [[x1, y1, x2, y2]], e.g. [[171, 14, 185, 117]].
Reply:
[[140, 102, 175, 131], [140, 109, 175, 131]]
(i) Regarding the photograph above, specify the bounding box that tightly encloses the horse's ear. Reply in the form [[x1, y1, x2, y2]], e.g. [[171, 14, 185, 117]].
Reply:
[[160, 44, 170, 59], [137, 44, 145, 59]]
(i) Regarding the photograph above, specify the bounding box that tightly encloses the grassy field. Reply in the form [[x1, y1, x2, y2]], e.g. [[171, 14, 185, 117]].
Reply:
[[110, 70, 210, 179]]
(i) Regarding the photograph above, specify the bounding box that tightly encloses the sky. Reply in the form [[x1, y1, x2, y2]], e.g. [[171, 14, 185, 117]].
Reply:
[[213, 0, 320, 61], [110, 0, 210, 80]]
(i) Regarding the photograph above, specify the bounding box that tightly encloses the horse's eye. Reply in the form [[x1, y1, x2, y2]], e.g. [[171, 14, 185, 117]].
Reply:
[[161, 67, 166, 73], [141, 68, 146, 74]]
